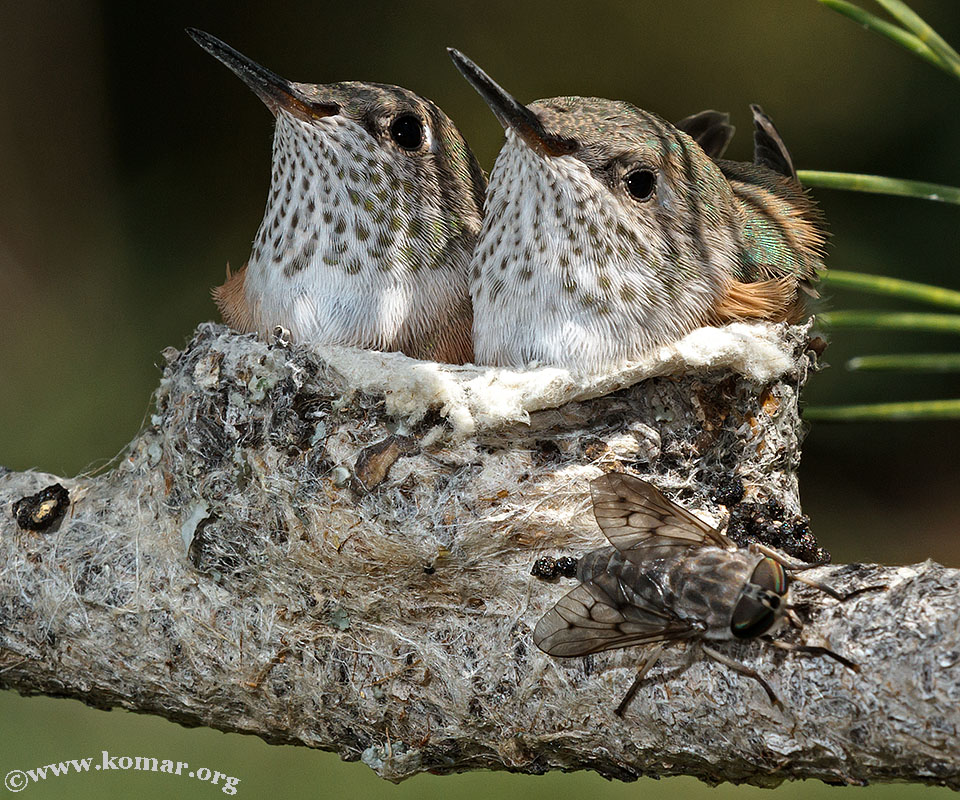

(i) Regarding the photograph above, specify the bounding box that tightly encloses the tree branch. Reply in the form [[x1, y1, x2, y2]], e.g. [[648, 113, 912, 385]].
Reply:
[[1, 323, 957, 788]]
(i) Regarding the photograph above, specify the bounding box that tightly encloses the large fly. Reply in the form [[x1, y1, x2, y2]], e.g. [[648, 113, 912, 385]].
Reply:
[[533, 472, 863, 715]]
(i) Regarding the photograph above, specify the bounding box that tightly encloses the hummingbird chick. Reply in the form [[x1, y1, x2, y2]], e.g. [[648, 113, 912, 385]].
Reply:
[[189, 30, 486, 364], [449, 49, 825, 373]]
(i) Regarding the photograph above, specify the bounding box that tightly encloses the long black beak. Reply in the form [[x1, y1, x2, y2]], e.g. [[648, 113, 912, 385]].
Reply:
[[447, 48, 576, 157], [187, 28, 338, 121]]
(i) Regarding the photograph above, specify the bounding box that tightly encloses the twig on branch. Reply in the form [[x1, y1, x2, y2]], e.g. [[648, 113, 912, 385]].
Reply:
[[1, 323, 957, 788]]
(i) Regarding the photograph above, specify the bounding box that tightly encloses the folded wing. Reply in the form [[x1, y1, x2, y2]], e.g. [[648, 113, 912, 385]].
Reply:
[[590, 472, 734, 561], [533, 576, 696, 657]]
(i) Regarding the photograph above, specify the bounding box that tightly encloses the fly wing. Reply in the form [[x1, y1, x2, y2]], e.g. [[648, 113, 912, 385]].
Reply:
[[590, 472, 735, 561], [533, 576, 696, 657]]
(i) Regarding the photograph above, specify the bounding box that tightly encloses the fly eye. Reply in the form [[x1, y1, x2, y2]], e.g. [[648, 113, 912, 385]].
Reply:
[[731, 597, 775, 640], [753, 557, 787, 595], [731, 557, 788, 639], [390, 114, 424, 151], [624, 168, 656, 201]]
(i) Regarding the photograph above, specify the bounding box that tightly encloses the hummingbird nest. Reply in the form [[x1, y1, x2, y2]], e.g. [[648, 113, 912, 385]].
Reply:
[[160, 320, 820, 588], [5, 321, 956, 786]]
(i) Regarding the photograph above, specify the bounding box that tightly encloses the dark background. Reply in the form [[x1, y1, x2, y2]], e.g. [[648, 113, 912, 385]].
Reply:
[[1, 1, 958, 797]]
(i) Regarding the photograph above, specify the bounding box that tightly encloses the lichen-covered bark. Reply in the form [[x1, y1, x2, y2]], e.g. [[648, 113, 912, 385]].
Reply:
[[1, 323, 957, 787]]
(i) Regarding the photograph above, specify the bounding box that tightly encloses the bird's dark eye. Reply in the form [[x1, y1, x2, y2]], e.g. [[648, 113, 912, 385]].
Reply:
[[624, 168, 656, 201], [390, 114, 424, 150]]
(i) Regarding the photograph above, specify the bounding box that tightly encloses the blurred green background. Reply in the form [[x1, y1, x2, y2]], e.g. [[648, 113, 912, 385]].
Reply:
[[1, 1, 958, 797]]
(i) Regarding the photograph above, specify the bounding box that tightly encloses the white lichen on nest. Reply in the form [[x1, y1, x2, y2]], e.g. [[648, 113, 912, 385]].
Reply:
[[314, 321, 800, 437]]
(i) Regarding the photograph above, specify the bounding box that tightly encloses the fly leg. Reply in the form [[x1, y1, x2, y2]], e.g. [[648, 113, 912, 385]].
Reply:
[[751, 543, 885, 601], [700, 643, 782, 708], [791, 572, 887, 602], [750, 542, 827, 571], [764, 637, 860, 672], [615, 644, 666, 717], [749, 544, 845, 599], [790, 572, 848, 600]]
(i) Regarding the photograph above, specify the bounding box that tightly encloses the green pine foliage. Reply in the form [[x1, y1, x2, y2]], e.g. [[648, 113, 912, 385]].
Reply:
[[806, 0, 960, 421]]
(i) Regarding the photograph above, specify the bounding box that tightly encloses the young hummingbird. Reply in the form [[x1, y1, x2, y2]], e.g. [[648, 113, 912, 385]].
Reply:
[[448, 49, 825, 373], [188, 30, 486, 364]]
